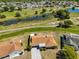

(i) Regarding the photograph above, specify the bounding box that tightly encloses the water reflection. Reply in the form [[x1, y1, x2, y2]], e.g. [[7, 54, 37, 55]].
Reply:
[[0, 13, 53, 26]]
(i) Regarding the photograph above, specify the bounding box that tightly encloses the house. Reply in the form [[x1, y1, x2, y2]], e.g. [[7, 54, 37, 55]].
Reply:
[[43, 1, 53, 7], [0, 39, 23, 59], [75, 2, 79, 7], [30, 33, 57, 49], [60, 34, 79, 51]]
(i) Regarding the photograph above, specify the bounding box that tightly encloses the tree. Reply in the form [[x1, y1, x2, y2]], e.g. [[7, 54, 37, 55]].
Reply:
[[57, 20, 73, 28], [9, 6, 15, 12], [26, 35, 31, 51], [54, 10, 70, 20], [63, 46, 77, 59], [63, 20, 73, 28], [35, 11, 38, 15], [63, 4, 68, 8], [40, 8, 46, 14], [49, 9, 52, 11], [17, 7, 22, 11], [3, 6, 9, 11], [56, 46, 77, 59], [0, 14, 6, 19], [72, 6, 75, 10], [15, 12, 21, 17]]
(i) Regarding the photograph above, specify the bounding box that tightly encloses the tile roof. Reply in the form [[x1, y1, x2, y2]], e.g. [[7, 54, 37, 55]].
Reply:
[[0, 39, 22, 58], [31, 33, 57, 47]]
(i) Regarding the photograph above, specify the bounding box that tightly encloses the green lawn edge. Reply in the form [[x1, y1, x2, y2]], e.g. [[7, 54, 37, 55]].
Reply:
[[0, 27, 79, 40]]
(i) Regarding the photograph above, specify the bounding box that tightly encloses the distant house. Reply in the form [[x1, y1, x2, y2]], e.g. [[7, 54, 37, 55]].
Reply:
[[43, 1, 53, 7], [30, 33, 57, 49], [0, 39, 23, 59], [75, 2, 79, 7]]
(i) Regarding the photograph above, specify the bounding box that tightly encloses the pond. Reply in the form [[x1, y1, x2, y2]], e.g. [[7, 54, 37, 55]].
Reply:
[[0, 13, 53, 26], [68, 8, 79, 12]]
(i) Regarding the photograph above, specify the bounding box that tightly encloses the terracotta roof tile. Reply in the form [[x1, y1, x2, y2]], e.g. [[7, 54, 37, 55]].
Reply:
[[0, 39, 22, 58], [31, 33, 57, 47]]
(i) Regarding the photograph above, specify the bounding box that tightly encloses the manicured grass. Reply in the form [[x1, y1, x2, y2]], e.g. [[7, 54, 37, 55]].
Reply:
[[0, 7, 55, 30], [0, 9, 37, 21], [0, 14, 56, 30], [0, 26, 79, 41], [0, 7, 78, 22], [70, 12, 79, 17], [0, 7, 52, 22], [0, 7, 78, 30], [0, 8, 79, 41]]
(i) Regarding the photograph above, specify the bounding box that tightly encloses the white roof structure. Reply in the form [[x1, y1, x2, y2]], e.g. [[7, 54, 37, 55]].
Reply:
[[39, 43, 45, 48], [30, 33, 35, 37], [70, 33, 79, 38]]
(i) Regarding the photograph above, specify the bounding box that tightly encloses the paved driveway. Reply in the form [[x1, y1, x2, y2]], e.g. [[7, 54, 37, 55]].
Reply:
[[31, 48, 42, 59]]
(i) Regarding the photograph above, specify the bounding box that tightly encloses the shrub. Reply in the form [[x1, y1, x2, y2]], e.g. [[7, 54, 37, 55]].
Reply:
[[17, 7, 22, 11], [49, 9, 52, 11], [56, 50, 66, 59], [72, 6, 75, 10], [26, 45, 31, 51], [63, 4, 67, 8], [15, 12, 21, 17], [63, 20, 73, 28], [40, 48, 46, 51], [42, 14, 46, 18], [57, 20, 73, 28], [0, 14, 6, 18], [56, 46, 77, 59], [40, 8, 46, 14], [63, 46, 77, 59], [54, 10, 70, 20], [52, 11, 55, 14], [35, 11, 38, 15], [64, 20, 73, 25]]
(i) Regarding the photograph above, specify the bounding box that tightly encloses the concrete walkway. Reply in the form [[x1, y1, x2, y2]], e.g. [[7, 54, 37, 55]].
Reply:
[[31, 48, 42, 59]]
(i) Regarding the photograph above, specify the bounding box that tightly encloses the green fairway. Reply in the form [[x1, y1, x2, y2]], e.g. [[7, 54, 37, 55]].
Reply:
[[0, 7, 79, 41], [0, 7, 78, 30], [0, 8, 51, 22], [0, 26, 79, 41]]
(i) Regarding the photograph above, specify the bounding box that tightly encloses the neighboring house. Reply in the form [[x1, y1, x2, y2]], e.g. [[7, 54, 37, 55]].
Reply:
[[30, 33, 57, 49], [61, 34, 79, 51], [0, 39, 23, 59]]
